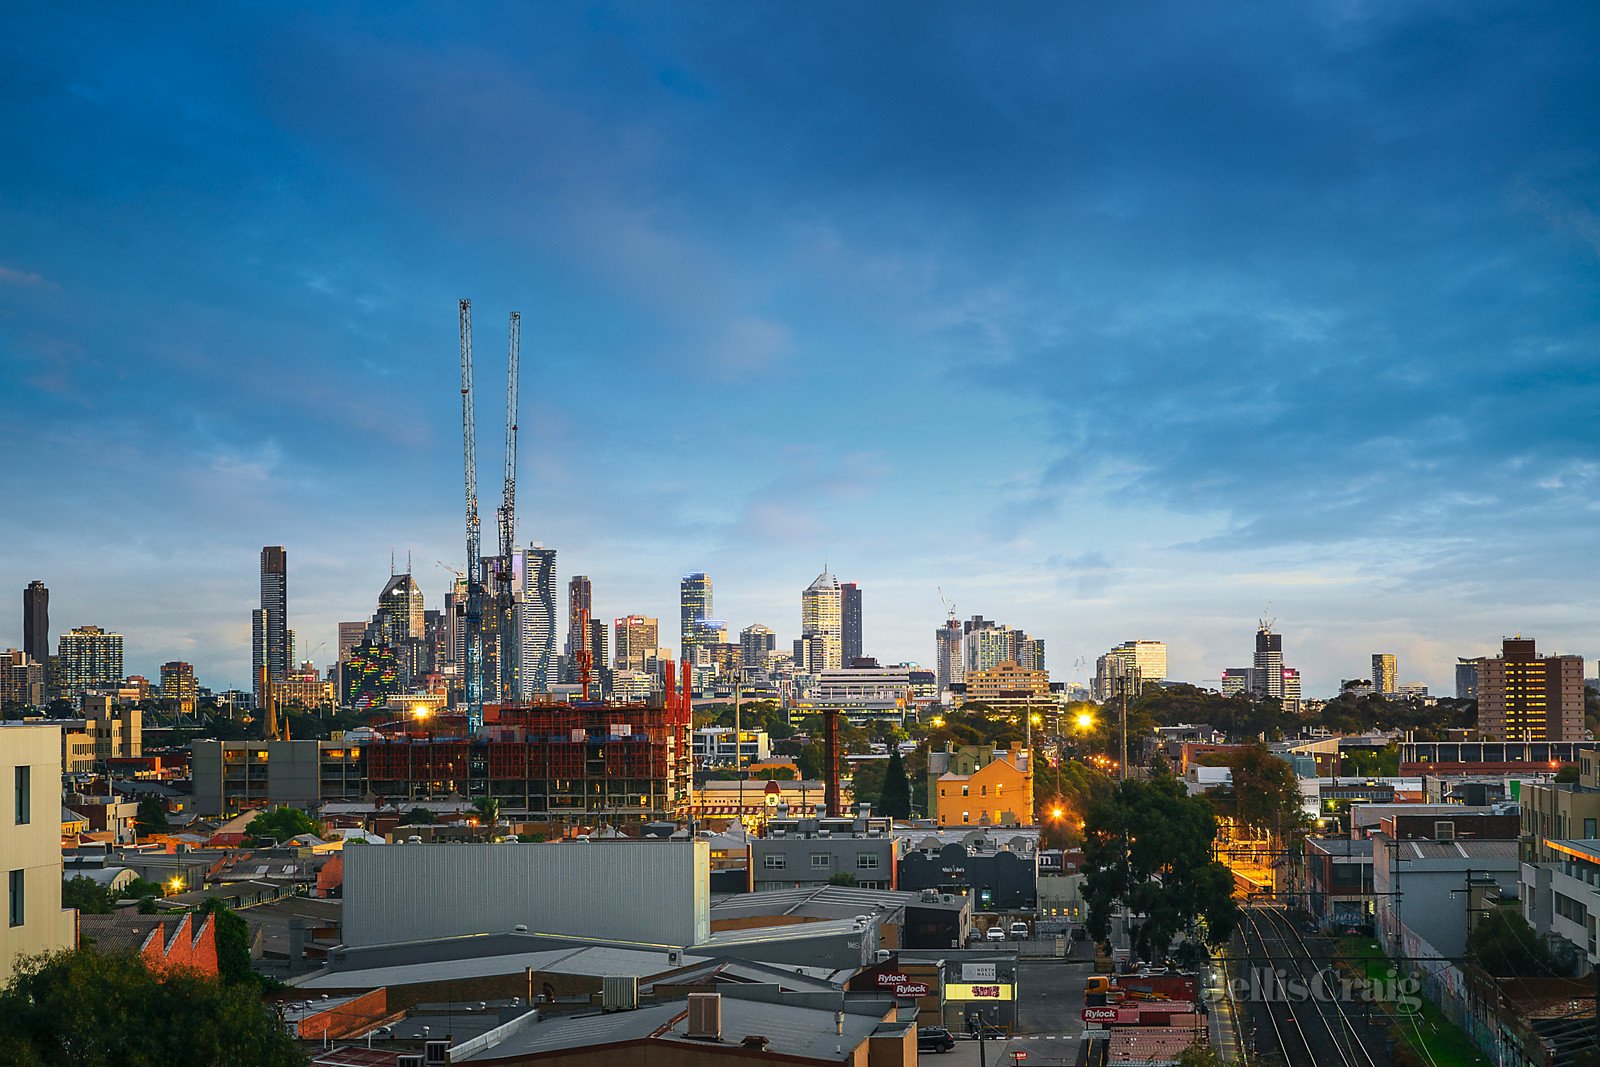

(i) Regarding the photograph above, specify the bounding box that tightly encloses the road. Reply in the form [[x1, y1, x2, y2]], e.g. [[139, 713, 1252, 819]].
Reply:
[[1232, 905, 1383, 1067], [934, 945, 1091, 1067]]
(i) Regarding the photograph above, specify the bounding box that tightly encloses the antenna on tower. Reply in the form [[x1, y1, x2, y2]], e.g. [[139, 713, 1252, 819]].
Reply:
[[390, 546, 396, 576]]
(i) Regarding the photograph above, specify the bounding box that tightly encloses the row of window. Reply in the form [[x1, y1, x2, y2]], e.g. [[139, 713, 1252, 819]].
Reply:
[[939, 783, 1004, 798], [761, 852, 881, 871]]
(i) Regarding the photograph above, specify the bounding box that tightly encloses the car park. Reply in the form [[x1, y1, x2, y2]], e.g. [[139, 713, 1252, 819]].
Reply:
[[985, 925, 1007, 941]]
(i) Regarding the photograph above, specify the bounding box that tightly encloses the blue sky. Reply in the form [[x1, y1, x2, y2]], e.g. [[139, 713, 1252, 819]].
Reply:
[[2, 3, 1597, 695]]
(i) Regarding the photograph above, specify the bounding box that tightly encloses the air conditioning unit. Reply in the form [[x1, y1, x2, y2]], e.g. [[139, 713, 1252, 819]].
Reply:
[[668, 948, 683, 966], [602, 975, 639, 1011], [686, 992, 722, 1041]]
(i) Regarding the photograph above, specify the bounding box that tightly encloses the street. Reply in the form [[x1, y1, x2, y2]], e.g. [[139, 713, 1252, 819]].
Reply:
[[931, 946, 1092, 1067]]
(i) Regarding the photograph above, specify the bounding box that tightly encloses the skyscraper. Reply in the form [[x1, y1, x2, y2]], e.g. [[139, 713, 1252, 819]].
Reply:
[[1455, 658, 1481, 700], [565, 575, 593, 683], [160, 661, 198, 714], [800, 569, 842, 672], [1253, 625, 1283, 699], [935, 618, 963, 690], [1371, 653, 1397, 696], [614, 615, 659, 672], [253, 547, 288, 706], [840, 582, 863, 665], [519, 544, 558, 696], [680, 573, 713, 661], [1476, 637, 1584, 742], [374, 573, 425, 643], [57, 625, 123, 695], [337, 622, 367, 660], [22, 580, 48, 666], [740, 624, 776, 670]]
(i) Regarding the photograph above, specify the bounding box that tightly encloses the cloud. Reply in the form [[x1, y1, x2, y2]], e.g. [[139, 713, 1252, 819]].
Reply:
[[0, 264, 55, 288]]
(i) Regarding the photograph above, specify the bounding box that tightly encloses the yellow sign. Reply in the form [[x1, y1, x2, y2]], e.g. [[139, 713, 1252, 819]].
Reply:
[[946, 983, 1014, 1001]]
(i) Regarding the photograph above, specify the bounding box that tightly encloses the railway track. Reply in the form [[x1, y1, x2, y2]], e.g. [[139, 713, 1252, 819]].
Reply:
[[1235, 905, 1380, 1067]]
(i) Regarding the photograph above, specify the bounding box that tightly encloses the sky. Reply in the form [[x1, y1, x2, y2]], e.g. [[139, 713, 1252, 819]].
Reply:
[[1, 2, 1597, 696]]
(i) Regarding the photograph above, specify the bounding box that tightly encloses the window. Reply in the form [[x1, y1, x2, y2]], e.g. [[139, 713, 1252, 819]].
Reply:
[[961, 785, 969, 797], [996, 784, 1003, 797], [810, 853, 831, 869], [963, 811, 970, 824], [981, 785, 987, 797], [13, 766, 29, 825], [8, 870, 22, 927], [857, 852, 879, 870], [1586, 819, 1597, 838], [763, 854, 786, 870]]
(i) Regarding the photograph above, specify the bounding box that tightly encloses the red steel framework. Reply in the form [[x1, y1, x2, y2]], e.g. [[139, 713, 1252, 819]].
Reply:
[[362, 661, 695, 821]]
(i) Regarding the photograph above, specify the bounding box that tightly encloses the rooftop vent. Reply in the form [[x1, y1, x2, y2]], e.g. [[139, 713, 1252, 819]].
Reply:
[[740, 1035, 771, 1050], [686, 992, 722, 1041]]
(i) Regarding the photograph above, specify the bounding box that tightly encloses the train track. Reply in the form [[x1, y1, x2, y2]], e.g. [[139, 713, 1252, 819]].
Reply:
[[1235, 906, 1380, 1067]]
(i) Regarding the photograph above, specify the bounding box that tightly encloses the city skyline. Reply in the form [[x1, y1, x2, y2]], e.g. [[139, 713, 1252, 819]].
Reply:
[[3, 5, 1598, 695]]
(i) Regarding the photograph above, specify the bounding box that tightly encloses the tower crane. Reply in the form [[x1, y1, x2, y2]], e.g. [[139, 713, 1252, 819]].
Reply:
[[495, 312, 521, 704], [937, 587, 956, 622], [459, 299, 485, 730]]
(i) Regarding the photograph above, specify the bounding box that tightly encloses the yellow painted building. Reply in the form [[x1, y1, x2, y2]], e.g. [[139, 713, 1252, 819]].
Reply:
[[935, 743, 1034, 827], [963, 661, 1050, 711]]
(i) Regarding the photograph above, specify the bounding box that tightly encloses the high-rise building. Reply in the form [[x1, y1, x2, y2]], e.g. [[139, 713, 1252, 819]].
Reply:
[[518, 544, 558, 696], [1371, 653, 1398, 697], [685, 619, 728, 666], [0, 650, 44, 708], [564, 576, 593, 683], [1476, 637, 1584, 742], [840, 582, 863, 666], [1017, 636, 1046, 673], [935, 619, 964, 690], [22, 581, 48, 667], [800, 569, 842, 672], [253, 547, 288, 705], [680, 572, 714, 661], [1253, 625, 1284, 699], [588, 619, 609, 691], [56, 626, 123, 696], [337, 622, 367, 660], [159, 661, 198, 714], [1220, 624, 1300, 712], [374, 573, 424, 643], [966, 625, 1014, 675], [1455, 658, 1481, 701], [614, 615, 659, 672], [740, 624, 776, 670]]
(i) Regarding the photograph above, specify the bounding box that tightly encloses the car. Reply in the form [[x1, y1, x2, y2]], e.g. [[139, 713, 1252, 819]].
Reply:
[[917, 1027, 957, 1053], [1009, 921, 1030, 940], [985, 925, 1007, 941]]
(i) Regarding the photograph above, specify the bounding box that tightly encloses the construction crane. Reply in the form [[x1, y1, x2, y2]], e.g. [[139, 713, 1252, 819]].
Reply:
[[937, 587, 956, 621], [459, 299, 485, 730], [495, 312, 521, 704]]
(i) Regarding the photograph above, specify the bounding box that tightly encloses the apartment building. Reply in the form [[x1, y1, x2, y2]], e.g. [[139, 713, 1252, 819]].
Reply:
[[1, 724, 77, 978]]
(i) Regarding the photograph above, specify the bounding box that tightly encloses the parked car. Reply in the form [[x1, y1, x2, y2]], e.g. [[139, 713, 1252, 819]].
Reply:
[[917, 1027, 957, 1053], [985, 925, 1007, 941], [1009, 921, 1030, 941]]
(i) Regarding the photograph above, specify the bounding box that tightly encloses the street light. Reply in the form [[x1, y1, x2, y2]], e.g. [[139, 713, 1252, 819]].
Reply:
[[1075, 711, 1094, 731]]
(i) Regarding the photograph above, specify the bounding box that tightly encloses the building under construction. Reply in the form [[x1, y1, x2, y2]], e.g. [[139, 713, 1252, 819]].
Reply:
[[361, 661, 695, 823]]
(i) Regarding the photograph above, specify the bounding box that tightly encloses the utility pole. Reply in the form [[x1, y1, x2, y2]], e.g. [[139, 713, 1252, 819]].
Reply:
[[1119, 668, 1129, 782]]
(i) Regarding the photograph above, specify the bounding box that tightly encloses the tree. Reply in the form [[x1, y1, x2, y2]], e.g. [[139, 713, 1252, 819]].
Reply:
[[62, 876, 113, 915], [399, 806, 436, 825], [243, 806, 323, 846], [1176, 1043, 1222, 1067], [470, 796, 502, 830], [134, 797, 169, 837], [197, 897, 254, 986], [877, 747, 912, 819], [1082, 773, 1238, 961], [1468, 907, 1569, 976], [1225, 743, 1306, 838], [0, 947, 305, 1066], [826, 872, 858, 887]]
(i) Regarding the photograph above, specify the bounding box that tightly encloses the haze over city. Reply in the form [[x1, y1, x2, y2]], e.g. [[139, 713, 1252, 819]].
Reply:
[[3, 3, 1598, 694]]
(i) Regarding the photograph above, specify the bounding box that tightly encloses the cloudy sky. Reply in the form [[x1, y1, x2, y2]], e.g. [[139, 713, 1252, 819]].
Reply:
[[2, 3, 1597, 695]]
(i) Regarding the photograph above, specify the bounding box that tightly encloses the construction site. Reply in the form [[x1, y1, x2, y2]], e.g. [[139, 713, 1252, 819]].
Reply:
[[325, 301, 701, 824]]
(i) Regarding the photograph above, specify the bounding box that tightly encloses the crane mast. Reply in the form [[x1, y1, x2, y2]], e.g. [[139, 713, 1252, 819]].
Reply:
[[496, 312, 521, 704], [459, 299, 485, 730]]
